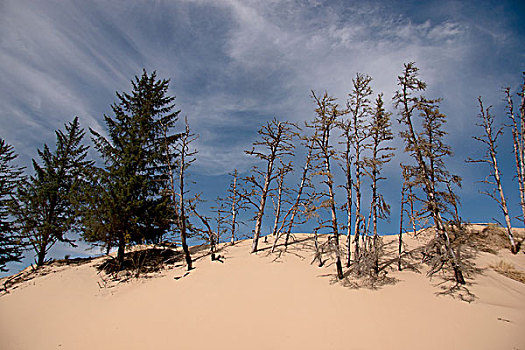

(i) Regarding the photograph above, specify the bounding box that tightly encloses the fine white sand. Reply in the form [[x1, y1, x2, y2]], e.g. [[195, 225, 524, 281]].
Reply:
[[1, 230, 524, 350]]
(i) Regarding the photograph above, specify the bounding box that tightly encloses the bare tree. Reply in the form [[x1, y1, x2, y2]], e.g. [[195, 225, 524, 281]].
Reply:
[[161, 118, 196, 270], [307, 91, 344, 280], [268, 162, 293, 243], [338, 112, 354, 267], [346, 73, 373, 263], [398, 165, 410, 271], [364, 93, 394, 274], [225, 169, 247, 245], [271, 136, 316, 252], [468, 98, 518, 254], [244, 119, 296, 253], [188, 194, 217, 260], [505, 77, 525, 226], [393, 62, 465, 284]]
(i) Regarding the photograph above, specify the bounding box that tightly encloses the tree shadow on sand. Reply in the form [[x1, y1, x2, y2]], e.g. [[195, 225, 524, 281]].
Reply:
[[265, 232, 489, 299]]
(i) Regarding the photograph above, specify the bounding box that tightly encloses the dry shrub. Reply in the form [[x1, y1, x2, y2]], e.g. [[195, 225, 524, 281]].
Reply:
[[469, 224, 512, 254], [490, 260, 525, 284], [98, 248, 180, 276]]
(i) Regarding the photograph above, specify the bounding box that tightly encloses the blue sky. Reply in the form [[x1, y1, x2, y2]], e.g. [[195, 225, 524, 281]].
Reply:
[[1, 0, 524, 274]]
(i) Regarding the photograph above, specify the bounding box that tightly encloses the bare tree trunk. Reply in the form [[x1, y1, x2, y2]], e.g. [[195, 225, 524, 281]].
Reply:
[[231, 170, 238, 245], [178, 126, 193, 270], [343, 136, 353, 267], [325, 145, 344, 280], [252, 159, 273, 253], [353, 155, 362, 263], [269, 167, 285, 243], [399, 183, 405, 271], [506, 87, 525, 226], [408, 186, 417, 235], [276, 139, 314, 252], [473, 98, 518, 254], [492, 144, 517, 253], [398, 70, 465, 284], [314, 229, 323, 267], [371, 165, 379, 274]]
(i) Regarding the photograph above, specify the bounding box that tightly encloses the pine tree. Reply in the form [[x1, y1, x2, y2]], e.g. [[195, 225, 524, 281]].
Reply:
[[0, 139, 24, 271], [86, 70, 179, 266], [13, 117, 92, 266]]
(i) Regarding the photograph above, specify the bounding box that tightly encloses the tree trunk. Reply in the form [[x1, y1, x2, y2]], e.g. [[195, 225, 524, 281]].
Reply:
[[507, 89, 525, 227], [492, 150, 518, 253], [37, 246, 46, 267], [231, 173, 237, 245], [353, 156, 362, 263], [398, 183, 405, 271], [252, 162, 273, 253], [326, 157, 344, 280], [117, 235, 125, 267], [403, 91, 465, 284], [372, 165, 379, 274]]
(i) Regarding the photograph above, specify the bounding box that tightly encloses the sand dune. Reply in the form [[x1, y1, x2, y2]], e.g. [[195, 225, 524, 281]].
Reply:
[[1, 230, 524, 350]]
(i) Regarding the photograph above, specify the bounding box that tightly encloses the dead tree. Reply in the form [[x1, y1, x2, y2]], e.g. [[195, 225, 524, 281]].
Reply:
[[346, 73, 373, 263], [188, 194, 217, 260], [505, 77, 525, 226], [364, 93, 394, 274], [338, 114, 354, 267], [468, 98, 518, 253], [271, 137, 316, 252], [226, 169, 245, 245], [398, 166, 410, 270], [268, 162, 293, 243], [159, 117, 194, 270], [393, 62, 465, 284], [173, 118, 197, 270], [244, 119, 296, 253], [307, 91, 344, 280]]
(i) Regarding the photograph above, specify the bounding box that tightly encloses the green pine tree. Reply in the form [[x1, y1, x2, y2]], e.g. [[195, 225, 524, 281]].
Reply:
[[86, 70, 180, 266], [0, 139, 24, 271], [12, 117, 92, 267]]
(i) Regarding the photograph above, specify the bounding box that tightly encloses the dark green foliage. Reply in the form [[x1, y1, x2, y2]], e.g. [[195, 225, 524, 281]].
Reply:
[[85, 70, 180, 266], [12, 117, 92, 266], [0, 139, 24, 271]]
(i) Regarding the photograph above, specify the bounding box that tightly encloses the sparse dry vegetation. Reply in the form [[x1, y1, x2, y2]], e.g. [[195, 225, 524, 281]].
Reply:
[[490, 260, 525, 283]]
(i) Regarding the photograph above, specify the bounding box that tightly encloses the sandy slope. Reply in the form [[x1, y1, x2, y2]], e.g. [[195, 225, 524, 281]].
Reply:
[[1, 232, 524, 350]]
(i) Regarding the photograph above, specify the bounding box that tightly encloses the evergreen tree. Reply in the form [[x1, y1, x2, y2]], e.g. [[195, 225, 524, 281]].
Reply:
[[86, 70, 180, 266], [0, 139, 24, 271], [13, 117, 92, 266]]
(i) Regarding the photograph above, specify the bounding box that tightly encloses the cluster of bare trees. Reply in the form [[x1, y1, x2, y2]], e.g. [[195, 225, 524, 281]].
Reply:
[[234, 64, 523, 286], [467, 75, 525, 254]]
